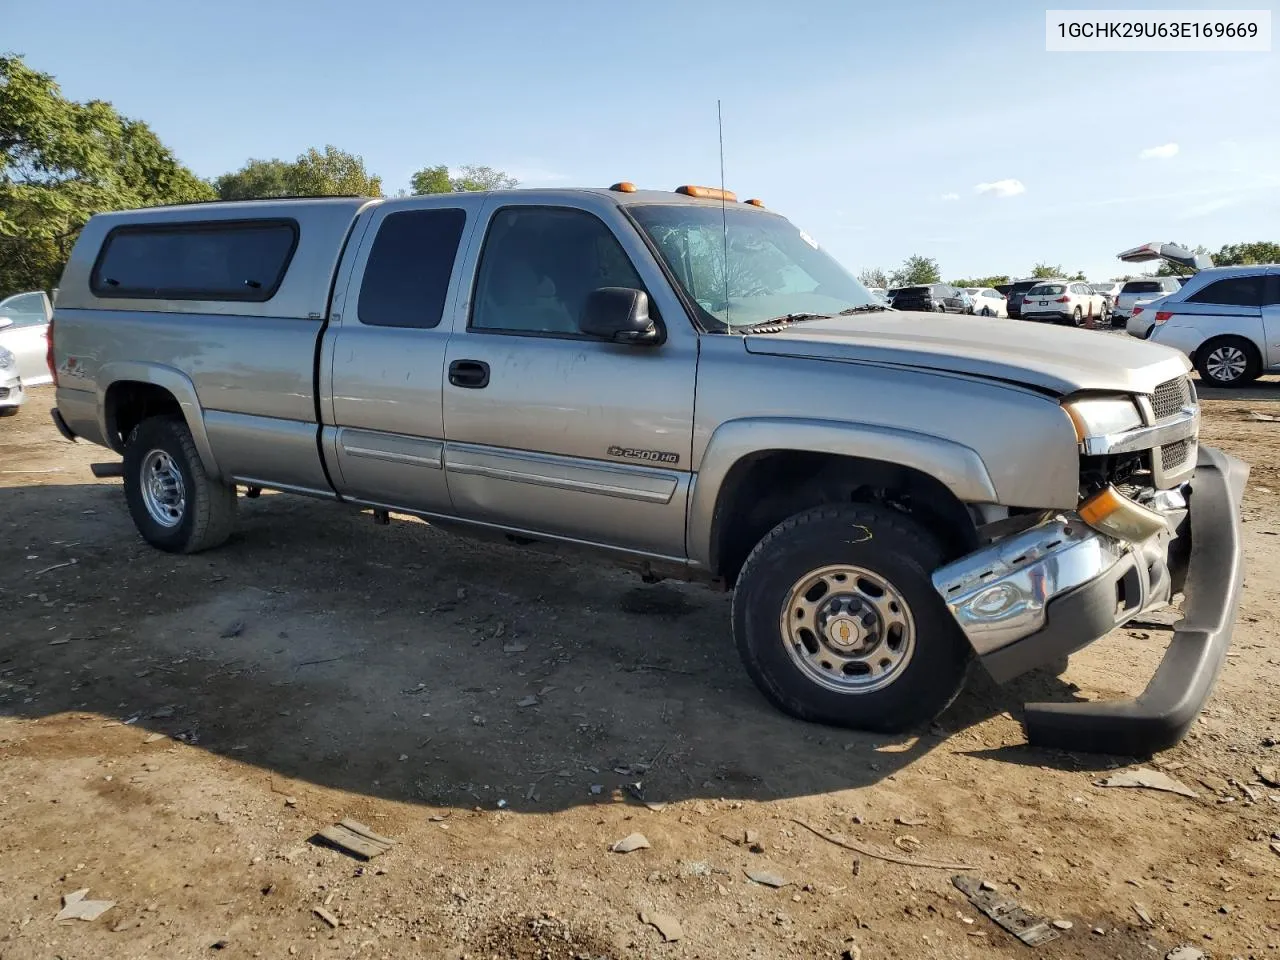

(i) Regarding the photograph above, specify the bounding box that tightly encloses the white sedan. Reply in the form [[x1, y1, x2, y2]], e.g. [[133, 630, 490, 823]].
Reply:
[[1019, 281, 1107, 326], [963, 287, 1008, 317]]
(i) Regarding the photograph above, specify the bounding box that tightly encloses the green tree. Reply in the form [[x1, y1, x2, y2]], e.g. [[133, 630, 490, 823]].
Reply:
[[1029, 262, 1086, 281], [0, 54, 213, 293], [409, 163, 519, 195], [1212, 241, 1280, 266], [214, 146, 381, 200], [951, 274, 1011, 288], [213, 158, 294, 200], [857, 267, 888, 289], [889, 255, 941, 287]]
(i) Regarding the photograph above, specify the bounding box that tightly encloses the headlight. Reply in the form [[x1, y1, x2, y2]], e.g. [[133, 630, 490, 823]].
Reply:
[[0, 347, 14, 371], [1062, 396, 1143, 443]]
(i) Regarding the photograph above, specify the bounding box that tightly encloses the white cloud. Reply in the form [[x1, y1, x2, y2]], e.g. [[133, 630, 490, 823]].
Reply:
[[974, 179, 1026, 198], [1139, 142, 1179, 160], [940, 192, 960, 201]]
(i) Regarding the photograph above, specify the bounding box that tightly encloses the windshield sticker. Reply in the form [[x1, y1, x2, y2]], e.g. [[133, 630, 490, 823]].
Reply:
[[798, 230, 819, 250]]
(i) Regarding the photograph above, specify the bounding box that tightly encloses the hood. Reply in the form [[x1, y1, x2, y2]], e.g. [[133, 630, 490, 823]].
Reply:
[[742, 312, 1191, 396]]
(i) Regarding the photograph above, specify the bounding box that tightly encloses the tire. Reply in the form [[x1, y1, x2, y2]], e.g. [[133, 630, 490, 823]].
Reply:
[[123, 416, 237, 554], [1195, 336, 1261, 388], [0, 405, 19, 418], [1071, 306, 1084, 327], [731, 503, 972, 733], [934, 303, 945, 313], [980, 307, 992, 317]]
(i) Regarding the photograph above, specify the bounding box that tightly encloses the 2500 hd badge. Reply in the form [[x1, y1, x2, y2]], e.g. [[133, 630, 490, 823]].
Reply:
[[607, 445, 680, 465]]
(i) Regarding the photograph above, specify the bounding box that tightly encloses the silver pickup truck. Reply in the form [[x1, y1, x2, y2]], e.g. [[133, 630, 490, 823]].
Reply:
[[48, 184, 1247, 754]]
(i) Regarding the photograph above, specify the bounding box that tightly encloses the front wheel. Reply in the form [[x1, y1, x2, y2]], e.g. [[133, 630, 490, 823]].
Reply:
[[0, 406, 19, 418], [731, 504, 972, 732], [933, 303, 945, 313], [124, 416, 237, 553], [1196, 336, 1261, 387], [980, 307, 992, 317]]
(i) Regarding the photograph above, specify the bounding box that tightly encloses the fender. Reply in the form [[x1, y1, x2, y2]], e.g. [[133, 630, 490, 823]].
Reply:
[[96, 361, 222, 480], [686, 416, 998, 568]]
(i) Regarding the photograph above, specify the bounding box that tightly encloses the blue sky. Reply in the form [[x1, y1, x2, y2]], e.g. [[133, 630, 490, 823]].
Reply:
[[8, 0, 1279, 281]]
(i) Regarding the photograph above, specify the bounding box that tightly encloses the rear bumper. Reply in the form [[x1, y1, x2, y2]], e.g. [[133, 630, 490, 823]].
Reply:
[[934, 445, 1247, 754], [1021, 310, 1072, 324]]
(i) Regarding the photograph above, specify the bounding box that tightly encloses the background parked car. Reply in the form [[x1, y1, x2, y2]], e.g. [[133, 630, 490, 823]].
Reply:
[[0, 291, 54, 403], [1090, 282, 1122, 310], [1004, 278, 1052, 319], [890, 283, 971, 313], [0, 343, 23, 417], [867, 286, 893, 307], [963, 287, 1008, 317], [1138, 266, 1280, 387], [1112, 277, 1183, 324], [1018, 281, 1107, 326]]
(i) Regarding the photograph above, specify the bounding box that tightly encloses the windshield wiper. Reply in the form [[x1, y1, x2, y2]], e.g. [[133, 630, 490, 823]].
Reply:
[[736, 312, 830, 333], [836, 303, 892, 314]]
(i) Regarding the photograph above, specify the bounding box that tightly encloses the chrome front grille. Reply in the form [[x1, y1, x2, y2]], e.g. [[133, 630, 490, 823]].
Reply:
[[1150, 376, 1191, 421]]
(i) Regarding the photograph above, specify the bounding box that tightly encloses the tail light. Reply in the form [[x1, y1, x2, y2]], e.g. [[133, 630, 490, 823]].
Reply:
[[45, 317, 56, 386], [1154, 311, 1174, 325], [1132, 306, 1144, 316], [1054, 296, 1070, 303]]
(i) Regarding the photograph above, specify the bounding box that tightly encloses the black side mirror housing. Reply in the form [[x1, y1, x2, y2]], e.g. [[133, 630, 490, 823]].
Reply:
[[580, 287, 661, 345]]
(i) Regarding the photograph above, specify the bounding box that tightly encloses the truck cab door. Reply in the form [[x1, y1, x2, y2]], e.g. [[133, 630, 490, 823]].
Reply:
[[320, 196, 483, 513], [440, 195, 698, 559]]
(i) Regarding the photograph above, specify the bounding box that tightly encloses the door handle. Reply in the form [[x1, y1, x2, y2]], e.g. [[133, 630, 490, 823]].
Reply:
[[449, 359, 490, 389]]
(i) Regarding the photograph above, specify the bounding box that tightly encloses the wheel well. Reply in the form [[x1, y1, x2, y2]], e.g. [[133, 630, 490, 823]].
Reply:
[[104, 381, 183, 450], [709, 451, 980, 587]]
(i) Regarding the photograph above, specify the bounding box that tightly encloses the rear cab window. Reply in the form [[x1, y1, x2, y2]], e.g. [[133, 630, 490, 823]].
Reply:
[[90, 220, 298, 301], [357, 209, 467, 328]]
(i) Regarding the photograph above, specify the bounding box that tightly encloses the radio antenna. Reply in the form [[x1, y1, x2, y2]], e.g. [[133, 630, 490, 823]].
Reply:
[[718, 99, 729, 325]]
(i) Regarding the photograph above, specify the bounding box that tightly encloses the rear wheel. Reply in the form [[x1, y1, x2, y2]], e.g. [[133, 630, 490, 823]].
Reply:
[[1071, 306, 1085, 326], [980, 306, 992, 317], [732, 504, 972, 732], [123, 416, 237, 553], [1196, 336, 1261, 388], [0, 406, 19, 418]]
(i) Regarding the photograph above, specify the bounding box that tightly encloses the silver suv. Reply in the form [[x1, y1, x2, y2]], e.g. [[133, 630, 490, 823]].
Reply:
[[46, 185, 1247, 754]]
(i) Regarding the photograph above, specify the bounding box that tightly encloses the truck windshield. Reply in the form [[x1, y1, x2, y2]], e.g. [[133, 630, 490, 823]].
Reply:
[[627, 204, 877, 330]]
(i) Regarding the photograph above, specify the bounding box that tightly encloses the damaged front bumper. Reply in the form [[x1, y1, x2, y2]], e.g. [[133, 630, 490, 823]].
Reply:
[[933, 445, 1247, 755]]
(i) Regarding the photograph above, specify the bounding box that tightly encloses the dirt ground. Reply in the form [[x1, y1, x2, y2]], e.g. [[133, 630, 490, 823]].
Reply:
[[2, 384, 1279, 960]]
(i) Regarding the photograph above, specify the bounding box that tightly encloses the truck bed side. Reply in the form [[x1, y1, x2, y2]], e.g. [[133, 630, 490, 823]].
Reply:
[[52, 198, 375, 493]]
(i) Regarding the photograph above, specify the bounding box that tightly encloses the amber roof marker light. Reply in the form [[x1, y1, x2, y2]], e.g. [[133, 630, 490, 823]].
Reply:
[[744, 198, 765, 207], [675, 185, 738, 202], [609, 181, 637, 193]]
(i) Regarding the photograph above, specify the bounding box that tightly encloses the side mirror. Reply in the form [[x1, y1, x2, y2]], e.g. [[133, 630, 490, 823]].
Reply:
[[0, 317, 13, 331], [580, 288, 660, 345]]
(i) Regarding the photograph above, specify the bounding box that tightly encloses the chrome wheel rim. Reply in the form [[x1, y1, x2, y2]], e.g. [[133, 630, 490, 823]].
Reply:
[[779, 564, 916, 694], [1206, 346, 1247, 383], [140, 449, 186, 528]]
